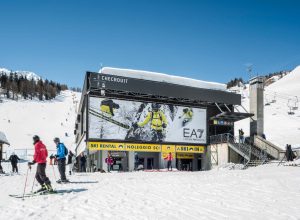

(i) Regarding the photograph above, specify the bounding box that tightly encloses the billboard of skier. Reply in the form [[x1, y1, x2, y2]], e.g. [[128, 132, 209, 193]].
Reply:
[[89, 97, 206, 144]]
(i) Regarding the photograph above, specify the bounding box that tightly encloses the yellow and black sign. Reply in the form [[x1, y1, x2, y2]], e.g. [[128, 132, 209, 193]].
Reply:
[[176, 153, 194, 159], [161, 144, 176, 159], [161, 144, 175, 153], [176, 145, 205, 153], [88, 142, 205, 154], [125, 143, 161, 152], [88, 142, 161, 152], [88, 142, 125, 151]]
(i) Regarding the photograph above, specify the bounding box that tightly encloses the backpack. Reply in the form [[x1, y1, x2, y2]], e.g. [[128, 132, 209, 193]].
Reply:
[[151, 111, 163, 121], [64, 144, 68, 156]]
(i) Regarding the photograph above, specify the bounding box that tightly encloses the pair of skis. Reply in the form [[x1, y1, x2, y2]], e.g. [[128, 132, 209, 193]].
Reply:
[[9, 189, 75, 199], [89, 108, 130, 129]]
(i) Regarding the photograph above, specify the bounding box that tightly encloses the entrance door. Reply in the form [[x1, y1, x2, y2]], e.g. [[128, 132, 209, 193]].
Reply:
[[181, 159, 193, 171], [147, 158, 154, 169]]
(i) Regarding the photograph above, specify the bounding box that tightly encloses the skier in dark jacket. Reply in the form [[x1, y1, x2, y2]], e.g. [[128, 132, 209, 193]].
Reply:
[[28, 135, 53, 193], [80, 153, 87, 172], [67, 151, 75, 175], [54, 137, 68, 183], [9, 153, 20, 173], [285, 144, 296, 161]]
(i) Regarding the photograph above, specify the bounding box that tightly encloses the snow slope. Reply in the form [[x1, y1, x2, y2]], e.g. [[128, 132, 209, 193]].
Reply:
[[0, 90, 81, 153], [235, 66, 300, 148], [0, 162, 299, 220]]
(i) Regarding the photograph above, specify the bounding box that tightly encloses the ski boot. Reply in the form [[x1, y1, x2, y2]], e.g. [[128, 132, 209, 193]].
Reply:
[[35, 184, 47, 193], [44, 183, 54, 193]]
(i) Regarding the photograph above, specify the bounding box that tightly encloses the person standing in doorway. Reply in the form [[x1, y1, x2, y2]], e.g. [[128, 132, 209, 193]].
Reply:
[[9, 152, 20, 173], [105, 152, 114, 172], [80, 153, 87, 172], [28, 135, 53, 193], [54, 137, 68, 183], [164, 152, 173, 171], [134, 152, 139, 171]]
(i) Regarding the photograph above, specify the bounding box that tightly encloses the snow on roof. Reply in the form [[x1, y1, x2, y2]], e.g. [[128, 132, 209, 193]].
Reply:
[[99, 67, 226, 91], [0, 131, 9, 145]]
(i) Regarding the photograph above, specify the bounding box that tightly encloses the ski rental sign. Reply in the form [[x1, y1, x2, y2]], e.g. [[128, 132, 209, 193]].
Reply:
[[88, 97, 207, 144], [88, 142, 205, 154]]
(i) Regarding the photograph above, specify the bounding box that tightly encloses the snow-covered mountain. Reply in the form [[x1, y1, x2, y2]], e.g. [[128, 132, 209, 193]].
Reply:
[[234, 65, 300, 149], [0, 67, 41, 81], [0, 90, 81, 154]]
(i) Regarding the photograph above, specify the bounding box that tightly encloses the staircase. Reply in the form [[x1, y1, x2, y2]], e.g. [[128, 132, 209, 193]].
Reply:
[[253, 135, 283, 160], [210, 133, 268, 168]]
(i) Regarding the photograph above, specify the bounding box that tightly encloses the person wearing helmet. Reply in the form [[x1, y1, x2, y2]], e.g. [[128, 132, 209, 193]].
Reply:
[[100, 99, 120, 117], [133, 103, 168, 142], [28, 135, 53, 193], [54, 137, 69, 183], [179, 108, 193, 127]]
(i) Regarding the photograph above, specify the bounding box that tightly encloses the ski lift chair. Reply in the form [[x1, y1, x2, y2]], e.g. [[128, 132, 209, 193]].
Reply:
[[292, 96, 298, 111]]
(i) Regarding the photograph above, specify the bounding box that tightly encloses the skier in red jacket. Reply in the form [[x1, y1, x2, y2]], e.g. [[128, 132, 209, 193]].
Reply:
[[28, 135, 53, 193]]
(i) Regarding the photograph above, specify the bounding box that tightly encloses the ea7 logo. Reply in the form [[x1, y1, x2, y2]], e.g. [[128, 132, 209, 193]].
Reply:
[[183, 128, 204, 139]]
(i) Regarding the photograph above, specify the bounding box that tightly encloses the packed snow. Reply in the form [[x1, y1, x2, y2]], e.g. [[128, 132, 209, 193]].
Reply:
[[0, 90, 81, 154], [234, 66, 300, 149], [0, 162, 300, 220], [100, 67, 227, 91]]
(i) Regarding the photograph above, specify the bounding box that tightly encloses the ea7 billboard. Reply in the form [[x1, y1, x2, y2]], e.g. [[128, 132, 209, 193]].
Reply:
[[89, 97, 207, 144]]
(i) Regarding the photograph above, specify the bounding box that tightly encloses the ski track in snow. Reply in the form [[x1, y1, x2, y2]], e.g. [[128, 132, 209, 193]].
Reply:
[[1, 163, 300, 220]]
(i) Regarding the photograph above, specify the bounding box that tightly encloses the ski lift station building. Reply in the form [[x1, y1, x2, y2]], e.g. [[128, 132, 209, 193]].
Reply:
[[74, 67, 253, 172]]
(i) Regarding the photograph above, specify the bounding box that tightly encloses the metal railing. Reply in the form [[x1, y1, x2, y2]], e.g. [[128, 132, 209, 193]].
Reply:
[[210, 133, 268, 165], [210, 133, 251, 162], [254, 135, 281, 159]]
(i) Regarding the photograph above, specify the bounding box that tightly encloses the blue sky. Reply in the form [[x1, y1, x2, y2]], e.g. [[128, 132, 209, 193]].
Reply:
[[0, 0, 300, 87]]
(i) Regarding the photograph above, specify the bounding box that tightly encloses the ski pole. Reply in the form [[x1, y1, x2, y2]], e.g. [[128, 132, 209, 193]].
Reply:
[[51, 164, 57, 182], [31, 169, 36, 193], [22, 167, 30, 200]]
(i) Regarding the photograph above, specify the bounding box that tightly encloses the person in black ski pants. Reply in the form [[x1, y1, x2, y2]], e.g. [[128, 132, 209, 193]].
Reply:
[[54, 137, 68, 183], [9, 153, 20, 173], [67, 151, 75, 175], [28, 135, 53, 193], [80, 153, 87, 172]]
